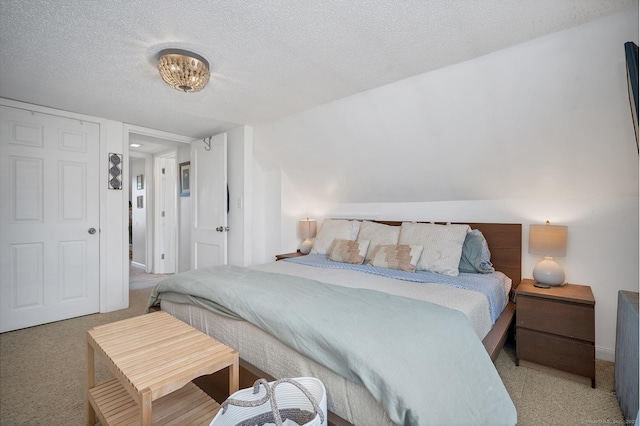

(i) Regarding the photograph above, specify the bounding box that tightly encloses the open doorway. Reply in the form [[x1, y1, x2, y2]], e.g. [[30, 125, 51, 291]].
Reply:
[[129, 154, 149, 270], [126, 126, 194, 279]]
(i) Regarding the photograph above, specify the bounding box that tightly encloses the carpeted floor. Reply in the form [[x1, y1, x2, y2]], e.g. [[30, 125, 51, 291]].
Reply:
[[0, 269, 625, 425], [0, 267, 163, 426], [497, 342, 623, 425]]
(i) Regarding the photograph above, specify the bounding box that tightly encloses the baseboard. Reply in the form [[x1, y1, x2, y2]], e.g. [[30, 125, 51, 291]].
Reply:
[[596, 346, 615, 362], [130, 261, 146, 269]]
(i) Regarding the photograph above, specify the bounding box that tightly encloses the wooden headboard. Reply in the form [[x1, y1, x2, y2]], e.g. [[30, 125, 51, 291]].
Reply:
[[370, 221, 522, 288]]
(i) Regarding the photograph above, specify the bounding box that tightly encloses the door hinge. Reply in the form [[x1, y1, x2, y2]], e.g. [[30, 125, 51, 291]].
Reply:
[[162, 168, 165, 174], [161, 254, 165, 260], [161, 211, 165, 217]]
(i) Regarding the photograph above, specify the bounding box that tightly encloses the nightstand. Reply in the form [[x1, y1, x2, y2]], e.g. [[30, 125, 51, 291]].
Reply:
[[515, 278, 596, 388], [275, 251, 305, 261]]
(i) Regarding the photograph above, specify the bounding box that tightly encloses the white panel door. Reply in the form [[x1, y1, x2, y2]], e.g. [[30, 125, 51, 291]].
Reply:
[[154, 153, 177, 274], [191, 134, 227, 269], [0, 106, 100, 332]]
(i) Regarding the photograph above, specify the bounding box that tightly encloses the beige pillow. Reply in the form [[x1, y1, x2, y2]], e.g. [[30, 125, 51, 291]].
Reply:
[[367, 244, 424, 272], [311, 219, 361, 255], [357, 220, 400, 261], [398, 222, 470, 276], [328, 239, 369, 264]]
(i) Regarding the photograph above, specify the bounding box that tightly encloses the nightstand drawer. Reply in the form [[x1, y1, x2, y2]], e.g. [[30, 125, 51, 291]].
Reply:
[[517, 295, 594, 342], [517, 328, 595, 379]]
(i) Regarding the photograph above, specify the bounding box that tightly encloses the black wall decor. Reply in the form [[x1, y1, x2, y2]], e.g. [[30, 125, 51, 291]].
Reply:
[[108, 153, 123, 190]]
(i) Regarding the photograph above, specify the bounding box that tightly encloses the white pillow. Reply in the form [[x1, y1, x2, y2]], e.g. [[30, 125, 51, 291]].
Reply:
[[357, 220, 401, 261], [311, 219, 361, 255], [398, 222, 470, 276]]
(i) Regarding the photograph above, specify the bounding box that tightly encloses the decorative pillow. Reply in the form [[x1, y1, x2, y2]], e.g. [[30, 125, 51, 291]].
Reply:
[[328, 239, 369, 264], [367, 244, 424, 272], [357, 220, 401, 261], [311, 219, 361, 255], [458, 229, 495, 274], [398, 222, 470, 276]]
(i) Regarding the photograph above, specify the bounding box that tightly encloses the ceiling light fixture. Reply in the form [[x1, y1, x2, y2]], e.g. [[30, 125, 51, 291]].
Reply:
[[157, 49, 210, 93]]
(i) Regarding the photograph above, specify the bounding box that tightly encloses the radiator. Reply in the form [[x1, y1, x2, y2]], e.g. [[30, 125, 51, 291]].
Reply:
[[615, 290, 639, 423]]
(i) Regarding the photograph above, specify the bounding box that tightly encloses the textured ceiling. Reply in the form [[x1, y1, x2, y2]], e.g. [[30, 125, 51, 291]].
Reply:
[[0, 0, 636, 138]]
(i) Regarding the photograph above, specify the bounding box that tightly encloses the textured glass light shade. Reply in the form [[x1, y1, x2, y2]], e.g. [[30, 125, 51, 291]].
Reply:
[[157, 49, 210, 92], [298, 218, 317, 254]]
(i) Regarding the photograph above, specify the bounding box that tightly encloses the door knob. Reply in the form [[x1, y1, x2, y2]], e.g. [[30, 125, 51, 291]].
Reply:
[[88, 228, 97, 234], [215, 226, 229, 232]]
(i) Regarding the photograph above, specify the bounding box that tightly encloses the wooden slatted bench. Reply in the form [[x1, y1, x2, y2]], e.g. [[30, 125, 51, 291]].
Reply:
[[87, 311, 239, 425]]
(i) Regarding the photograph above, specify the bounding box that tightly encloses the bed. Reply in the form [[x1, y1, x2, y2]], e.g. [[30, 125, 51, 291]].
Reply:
[[148, 220, 521, 425]]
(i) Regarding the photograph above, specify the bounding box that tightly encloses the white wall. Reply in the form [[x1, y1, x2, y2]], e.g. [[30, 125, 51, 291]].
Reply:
[[252, 155, 283, 263], [252, 9, 639, 360], [254, 10, 638, 208], [227, 126, 254, 266], [177, 144, 191, 272], [101, 119, 129, 312]]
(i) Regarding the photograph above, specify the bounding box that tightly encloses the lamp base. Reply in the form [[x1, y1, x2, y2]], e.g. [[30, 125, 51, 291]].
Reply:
[[533, 282, 551, 289], [533, 257, 565, 286], [299, 239, 313, 255]]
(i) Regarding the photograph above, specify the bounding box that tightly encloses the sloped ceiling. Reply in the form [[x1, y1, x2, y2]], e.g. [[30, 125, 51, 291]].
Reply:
[[0, 1, 635, 138]]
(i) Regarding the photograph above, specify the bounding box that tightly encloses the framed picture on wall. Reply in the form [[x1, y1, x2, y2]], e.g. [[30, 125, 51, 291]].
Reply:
[[179, 162, 190, 197]]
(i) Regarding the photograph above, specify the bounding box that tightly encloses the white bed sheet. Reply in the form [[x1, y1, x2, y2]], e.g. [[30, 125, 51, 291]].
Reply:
[[252, 260, 497, 339]]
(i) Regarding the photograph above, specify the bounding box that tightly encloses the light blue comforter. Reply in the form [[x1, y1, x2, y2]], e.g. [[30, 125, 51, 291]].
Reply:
[[148, 265, 517, 425]]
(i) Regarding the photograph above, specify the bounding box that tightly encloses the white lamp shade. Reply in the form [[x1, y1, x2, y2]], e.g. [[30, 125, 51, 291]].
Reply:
[[529, 223, 567, 257], [298, 219, 317, 239]]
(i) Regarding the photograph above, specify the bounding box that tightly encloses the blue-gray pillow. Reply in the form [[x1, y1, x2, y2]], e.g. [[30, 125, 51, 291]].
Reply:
[[458, 230, 495, 274]]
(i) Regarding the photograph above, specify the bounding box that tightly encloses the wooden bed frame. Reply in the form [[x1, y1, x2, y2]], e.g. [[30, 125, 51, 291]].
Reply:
[[193, 221, 522, 426]]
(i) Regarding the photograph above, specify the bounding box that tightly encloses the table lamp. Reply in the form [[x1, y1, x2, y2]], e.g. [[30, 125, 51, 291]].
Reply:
[[529, 221, 568, 287], [298, 218, 317, 254]]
